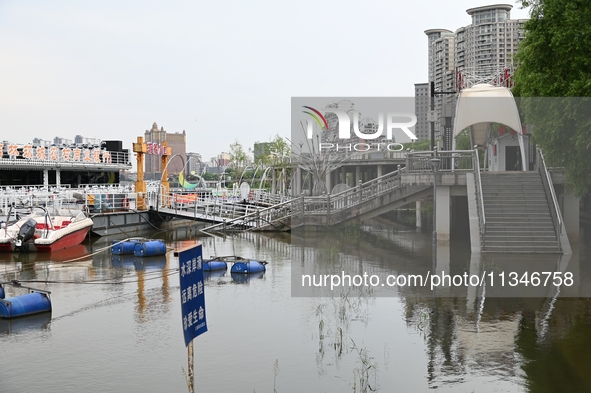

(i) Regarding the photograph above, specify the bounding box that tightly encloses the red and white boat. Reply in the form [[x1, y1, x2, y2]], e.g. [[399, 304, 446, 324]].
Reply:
[[0, 209, 93, 252]]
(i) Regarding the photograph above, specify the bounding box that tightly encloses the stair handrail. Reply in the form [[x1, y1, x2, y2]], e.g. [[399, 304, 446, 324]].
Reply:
[[299, 167, 405, 217], [538, 148, 562, 249], [201, 199, 293, 233], [472, 148, 486, 235]]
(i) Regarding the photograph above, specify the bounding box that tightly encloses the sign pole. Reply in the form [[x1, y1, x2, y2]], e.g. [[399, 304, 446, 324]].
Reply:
[[176, 243, 207, 393], [187, 341, 194, 393]]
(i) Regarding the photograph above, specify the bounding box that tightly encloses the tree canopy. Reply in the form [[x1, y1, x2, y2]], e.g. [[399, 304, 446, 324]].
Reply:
[[229, 140, 251, 182], [513, 0, 591, 196]]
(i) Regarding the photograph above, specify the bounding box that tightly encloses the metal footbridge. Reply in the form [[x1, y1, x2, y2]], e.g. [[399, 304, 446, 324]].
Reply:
[[154, 150, 482, 234]]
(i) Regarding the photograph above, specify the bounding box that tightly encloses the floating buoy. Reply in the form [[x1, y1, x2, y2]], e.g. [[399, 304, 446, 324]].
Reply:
[[133, 239, 167, 257], [112, 239, 142, 255], [204, 260, 228, 272], [0, 292, 52, 319], [230, 260, 267, 274]]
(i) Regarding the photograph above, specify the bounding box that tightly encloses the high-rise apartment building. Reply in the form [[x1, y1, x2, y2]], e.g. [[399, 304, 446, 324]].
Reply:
[[456, 5, 525, 78], [414, 83, 430, 142], [418, 4, 526, 146], [423, 29, 455, 142]]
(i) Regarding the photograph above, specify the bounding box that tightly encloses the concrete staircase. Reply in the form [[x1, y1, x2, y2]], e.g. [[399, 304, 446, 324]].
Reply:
[[480, 172, 561, 253]]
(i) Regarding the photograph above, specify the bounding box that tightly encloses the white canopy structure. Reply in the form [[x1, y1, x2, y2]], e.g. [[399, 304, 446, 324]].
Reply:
[[452, 84, 526, 171]]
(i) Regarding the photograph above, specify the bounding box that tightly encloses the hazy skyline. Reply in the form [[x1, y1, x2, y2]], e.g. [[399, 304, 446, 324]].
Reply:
[[0, 1, 530, 161]]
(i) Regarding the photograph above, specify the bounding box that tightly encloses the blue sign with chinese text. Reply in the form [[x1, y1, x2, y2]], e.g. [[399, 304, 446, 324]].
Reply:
[[179, 244, 207, 346]]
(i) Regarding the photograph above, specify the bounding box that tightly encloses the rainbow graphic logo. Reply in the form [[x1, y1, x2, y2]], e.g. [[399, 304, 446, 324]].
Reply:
[[301, 106, 328, 138]]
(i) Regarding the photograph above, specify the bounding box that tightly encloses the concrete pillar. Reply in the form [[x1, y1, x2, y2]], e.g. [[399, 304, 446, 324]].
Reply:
[[355, 165, 361, 185], [341, 166, 346, 184], [325, 170, 332, 193], [377, 164, 383, 179], [295, 167, 302, 196], [436, 185, 451, 243], [271, 169, 276, 194], [56, 169, 61, 187], [415, 200, 422, 228], [563, 190, 579, 243], [43, 168, 49, 187]]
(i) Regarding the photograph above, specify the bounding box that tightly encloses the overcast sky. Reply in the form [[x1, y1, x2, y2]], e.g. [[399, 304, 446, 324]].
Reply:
[[0, 1, 530, 161]]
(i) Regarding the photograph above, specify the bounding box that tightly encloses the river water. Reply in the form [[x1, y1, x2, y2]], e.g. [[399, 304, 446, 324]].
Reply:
[[1, 221, 590, 393]]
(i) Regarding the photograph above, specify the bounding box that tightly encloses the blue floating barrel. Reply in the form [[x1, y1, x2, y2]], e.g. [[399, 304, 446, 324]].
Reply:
[[0, 285, 4, 299], [0, 292, 52, 319], [231, 260, 266, 274], [204, 260, 228, 272], [134, 240, 167, 257], [112, 239, 141, 255]]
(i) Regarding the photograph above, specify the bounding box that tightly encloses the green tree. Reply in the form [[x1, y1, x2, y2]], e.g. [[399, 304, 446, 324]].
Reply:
[[229, 140, 251, 185], [513, 0, 591, 196], [268, 135, 291, 194]]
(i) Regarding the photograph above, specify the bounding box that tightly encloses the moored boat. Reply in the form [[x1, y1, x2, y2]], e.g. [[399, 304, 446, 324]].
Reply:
[[0, 209, 93, 252]]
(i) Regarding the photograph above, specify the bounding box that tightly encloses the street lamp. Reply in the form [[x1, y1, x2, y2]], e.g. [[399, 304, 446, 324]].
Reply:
[[430, 158, 441, 249]]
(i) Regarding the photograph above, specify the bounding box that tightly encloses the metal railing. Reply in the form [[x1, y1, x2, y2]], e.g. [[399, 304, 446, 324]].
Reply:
[[200, 150, 479, 231], [406, 150, 475, 172], [538, 149, 562, 250], [200, 199, 293, 232], [472, 148, 486, 237], [0, 150, 131, 169], [294, 167, 405, 217]]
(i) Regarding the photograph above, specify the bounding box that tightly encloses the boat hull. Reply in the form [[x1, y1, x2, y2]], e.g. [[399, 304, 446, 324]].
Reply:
[[34, 226, 91, 253]]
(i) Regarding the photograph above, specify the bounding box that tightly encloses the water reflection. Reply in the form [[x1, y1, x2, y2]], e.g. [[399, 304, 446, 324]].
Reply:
[[203, 270, 226, 281], [231, 271, 265, 284], [292, 222, 591, 392], [0, 223, 589, 392], [0, 312, 52, 335]]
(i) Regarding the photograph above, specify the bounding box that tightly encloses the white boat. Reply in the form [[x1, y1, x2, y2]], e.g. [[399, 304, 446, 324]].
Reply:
[[0, 208, 93, 252]]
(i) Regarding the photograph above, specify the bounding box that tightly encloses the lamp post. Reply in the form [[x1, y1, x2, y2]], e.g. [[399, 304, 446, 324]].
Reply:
[[430, 158, 441, 250]]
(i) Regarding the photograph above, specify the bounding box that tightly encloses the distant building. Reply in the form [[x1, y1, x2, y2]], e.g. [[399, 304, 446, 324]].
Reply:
[[32, 138, 52, 147], [414, 83, 430, 142], [74, 135, 101, 146], [186, 152, 205, 174], [53, 137, 73, 146], [420, 4, 527, 149], [217, 152, 231, 167], [144, 122, 186, 180]]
